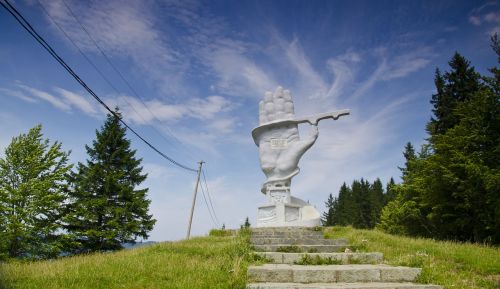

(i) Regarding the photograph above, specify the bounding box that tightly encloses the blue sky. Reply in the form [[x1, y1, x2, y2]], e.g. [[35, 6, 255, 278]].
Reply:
[[1, 0, 499, 241]]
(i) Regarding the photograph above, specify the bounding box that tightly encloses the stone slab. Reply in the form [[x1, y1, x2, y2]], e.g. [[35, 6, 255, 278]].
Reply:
[[247, 282, 443, 289], [247, 264, 422, 283], [251, 238, 348, 246], [251, 238, 347, 246], [253, 244, 349, 253], [254, 252, 383, 264]]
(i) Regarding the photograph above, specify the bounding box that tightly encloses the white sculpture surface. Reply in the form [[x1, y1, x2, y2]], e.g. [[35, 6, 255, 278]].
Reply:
[[252, 86, 349, 227]]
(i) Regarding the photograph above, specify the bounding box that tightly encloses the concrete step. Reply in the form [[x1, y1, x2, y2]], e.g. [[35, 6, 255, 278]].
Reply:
[[252, 229, 324, 237], [247, 264, 421, 283], [253, 244, 349, 253], [251, 238, 348, 246], [247, 282, 443, 289], [251, 237, 348, 246], [252, 227, 323, 233], [252, 233, 325, 238], [254, 252, 383, 265]]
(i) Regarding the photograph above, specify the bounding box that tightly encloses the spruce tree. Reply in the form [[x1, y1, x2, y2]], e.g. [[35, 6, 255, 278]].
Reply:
[[0, 125, 72, 259], [65, 111, 155, 252], [427, 53, 481, 136], [384, 177, 396, 205], [398, 142, 416, 178], [322, 193, 336, 226], [368, 178, 384, 228]]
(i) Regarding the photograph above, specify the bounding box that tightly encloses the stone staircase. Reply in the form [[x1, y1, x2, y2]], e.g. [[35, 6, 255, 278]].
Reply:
[[247, 227, 442, 289]]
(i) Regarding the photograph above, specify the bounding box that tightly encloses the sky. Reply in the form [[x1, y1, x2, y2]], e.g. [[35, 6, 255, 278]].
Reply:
[[1, 0, 499, 241]]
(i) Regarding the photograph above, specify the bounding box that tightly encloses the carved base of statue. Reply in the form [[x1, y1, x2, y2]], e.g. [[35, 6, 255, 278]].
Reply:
[[256, 184, 321, 227]]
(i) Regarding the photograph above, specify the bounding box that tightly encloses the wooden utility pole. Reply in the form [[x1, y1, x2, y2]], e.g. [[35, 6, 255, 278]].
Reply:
[[186, 160, 204, 239]]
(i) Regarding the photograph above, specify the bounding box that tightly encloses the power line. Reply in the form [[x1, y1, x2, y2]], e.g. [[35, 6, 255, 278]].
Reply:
[[1, 0, 197, 173], [59, 0, 200, 161], [199, 173, 218, 228], [202, 168, 220, 226], [36, 0, 190, 160]]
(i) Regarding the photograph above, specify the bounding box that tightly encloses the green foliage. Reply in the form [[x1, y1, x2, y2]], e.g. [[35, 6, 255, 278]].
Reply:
[[379, 39, 500, 243], [0, 125, 72, 259], [322, 178, 392, 229], [65, 111, 156, 253], [209, 229, 233, 237]]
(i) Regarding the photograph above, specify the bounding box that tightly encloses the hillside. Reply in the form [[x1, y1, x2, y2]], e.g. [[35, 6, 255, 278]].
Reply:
[[0, 232, 254, 289], [0, 227, 498, 289], [324, 227, 500, 289]]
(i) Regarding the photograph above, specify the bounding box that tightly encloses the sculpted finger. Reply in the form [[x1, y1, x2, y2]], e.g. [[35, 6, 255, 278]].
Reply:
[[273, 86, 286, 120], [264, 91, 275, 122], [283, 90, 295, 119], [259, 100, 267, 124]]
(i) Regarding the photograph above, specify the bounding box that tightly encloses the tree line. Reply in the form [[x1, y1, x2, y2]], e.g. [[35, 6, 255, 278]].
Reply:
[[0, 110, 156, 260], [322, 178, 395, 229], [323, 35, 499, 244]]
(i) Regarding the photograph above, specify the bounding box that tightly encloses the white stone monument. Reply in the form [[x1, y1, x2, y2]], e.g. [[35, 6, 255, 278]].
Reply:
[[252, 86, 349, 227]]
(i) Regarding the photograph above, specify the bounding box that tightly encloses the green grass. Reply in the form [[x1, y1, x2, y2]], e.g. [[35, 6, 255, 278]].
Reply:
[[0, 232, 259, 289], [1, 227, 498, 289], [324, 226, 500, 289]]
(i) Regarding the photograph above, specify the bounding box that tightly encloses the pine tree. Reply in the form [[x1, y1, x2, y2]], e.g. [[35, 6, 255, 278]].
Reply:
[[384, 177, 396, 205], [368, 178, 384, 228], [379, 41, 499, 243], [243, 217, 251, 228], [333, 182, 353, 226], [0, 125, 72, 259], [398, 142, 416, 178], [427, 53, 481, 136], [322, 193, 336, 226], [65, 111, 155, 252]]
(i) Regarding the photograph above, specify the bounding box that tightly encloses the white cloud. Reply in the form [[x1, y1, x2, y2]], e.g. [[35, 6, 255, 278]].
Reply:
[[18, 84, 71, 111], [41, 0, 189, 97], [205, 47, 277, 98], [142, 163, 173, 180], [469, 15, 482, 26], [382, 56, 430, 80], [208, 118, 236, 134], [284, 39, 328, 99], [325, 55, 357, 102], [468, 3, 500, 35], [54, 87, 98, 116], [0, 88, 38, 103], [106, 94, 232, 125]]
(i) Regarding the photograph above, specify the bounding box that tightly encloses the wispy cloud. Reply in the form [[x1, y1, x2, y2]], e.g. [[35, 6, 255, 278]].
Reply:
[[106, 94, 232, 125], [468, 2, 500, 35], [54, 87, 98, 116], [0, 88, 38, 103], [40, 0, 190, 97], [347, 47, 432, 102], [18, 84, 71, 112]]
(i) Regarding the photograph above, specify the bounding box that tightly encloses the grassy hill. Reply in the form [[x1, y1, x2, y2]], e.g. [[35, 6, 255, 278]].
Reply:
[[0, 227, 498, 289]]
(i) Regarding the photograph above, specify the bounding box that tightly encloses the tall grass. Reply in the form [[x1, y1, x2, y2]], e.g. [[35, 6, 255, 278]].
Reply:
[[324, 226, 500, 289], [0, 231, 255, 289], [1, 227, 498, 289]]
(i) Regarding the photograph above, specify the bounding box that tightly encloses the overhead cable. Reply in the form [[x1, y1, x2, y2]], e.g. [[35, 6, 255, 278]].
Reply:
[[1, 0, 197, 173], [58, 0, 199, 160], [199, 175, 218, 228], [202, 168, 220, 226], [36, 0, 180, 152]]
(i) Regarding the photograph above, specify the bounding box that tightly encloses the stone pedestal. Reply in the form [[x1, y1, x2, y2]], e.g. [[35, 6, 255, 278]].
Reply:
[[256, 185, 320, 227]]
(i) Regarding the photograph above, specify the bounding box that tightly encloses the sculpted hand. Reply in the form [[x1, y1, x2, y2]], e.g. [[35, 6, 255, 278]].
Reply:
[[256, 87, 319, 191]]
